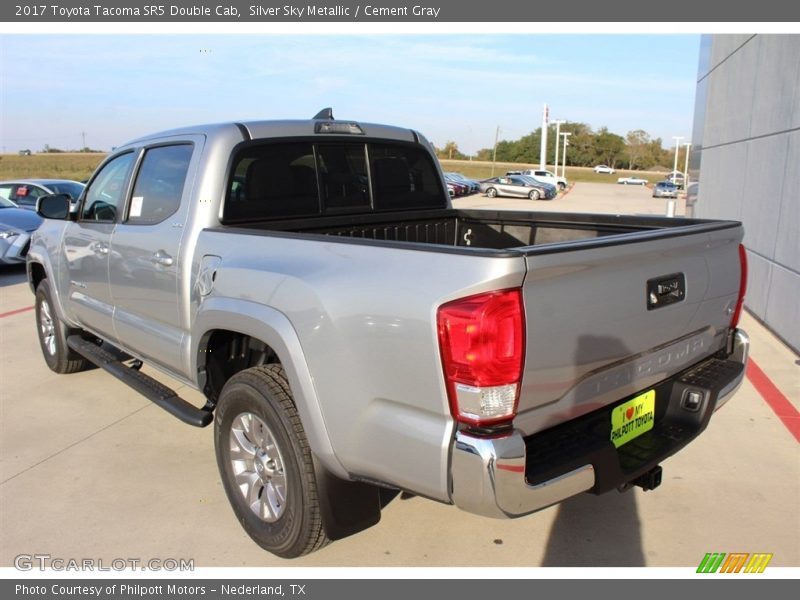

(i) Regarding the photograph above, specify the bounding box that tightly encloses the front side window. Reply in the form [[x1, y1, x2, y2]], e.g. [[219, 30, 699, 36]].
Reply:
[[81, 153, 135, 222], [128, 144, 192, 225]]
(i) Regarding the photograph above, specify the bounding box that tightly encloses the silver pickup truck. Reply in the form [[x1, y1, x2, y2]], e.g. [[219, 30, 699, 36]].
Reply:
[[27, 111, 749, 558]]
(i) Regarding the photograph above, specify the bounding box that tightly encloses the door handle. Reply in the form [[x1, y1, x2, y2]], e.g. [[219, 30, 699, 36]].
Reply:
[[151, 250, 174, 267]]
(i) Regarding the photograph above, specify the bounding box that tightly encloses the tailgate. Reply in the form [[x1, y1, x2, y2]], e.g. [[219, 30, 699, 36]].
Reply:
[[514, 224, 743, 436]]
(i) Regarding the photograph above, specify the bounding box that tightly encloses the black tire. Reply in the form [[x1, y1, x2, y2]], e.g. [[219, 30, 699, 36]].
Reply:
[[558, 182, 566, 191], [35, 279, 88, 374], [486, 187, 497, 198], [528, 189, 540, 200], [214, 364, 329, 558]]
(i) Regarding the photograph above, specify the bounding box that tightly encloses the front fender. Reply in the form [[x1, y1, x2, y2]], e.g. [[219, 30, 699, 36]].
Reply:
[[191, 296, 348, 479], [26, 243, 70, 325]]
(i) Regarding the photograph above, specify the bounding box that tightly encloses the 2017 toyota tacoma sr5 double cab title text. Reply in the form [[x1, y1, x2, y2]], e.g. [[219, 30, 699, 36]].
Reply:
[[27, 110, 749, 558]]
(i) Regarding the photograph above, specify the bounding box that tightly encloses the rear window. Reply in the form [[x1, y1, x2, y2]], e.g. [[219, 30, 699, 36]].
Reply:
[[369, 144, 444, 210], [224, 141, 444, 222]]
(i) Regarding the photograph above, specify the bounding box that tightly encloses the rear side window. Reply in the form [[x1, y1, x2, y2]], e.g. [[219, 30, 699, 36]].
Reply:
[[370, 144, 444, 210], [128, 144, 193, 225], [12, 184, 48, 207]]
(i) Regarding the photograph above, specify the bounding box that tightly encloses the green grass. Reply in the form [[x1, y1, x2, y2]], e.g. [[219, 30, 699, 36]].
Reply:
[[0, 153, 667, 187], [0, 153, 106, 182], [439, 159, 667, 184]]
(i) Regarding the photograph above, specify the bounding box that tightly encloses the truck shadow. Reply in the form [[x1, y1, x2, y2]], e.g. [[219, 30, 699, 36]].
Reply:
[[541, 489, 645, 566], [538, 334, 646, 566]]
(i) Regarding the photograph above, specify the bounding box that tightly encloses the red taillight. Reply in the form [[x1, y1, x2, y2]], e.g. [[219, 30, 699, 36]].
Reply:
[[731, 244, 748, 329], [437, 289, 525, 426]]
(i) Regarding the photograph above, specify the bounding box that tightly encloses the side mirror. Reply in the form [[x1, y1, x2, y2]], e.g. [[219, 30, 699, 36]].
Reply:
[[36, 194, 72, 220]]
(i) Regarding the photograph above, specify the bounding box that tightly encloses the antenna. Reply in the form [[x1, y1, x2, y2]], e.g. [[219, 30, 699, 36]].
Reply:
[[313, 108, 334, 120]]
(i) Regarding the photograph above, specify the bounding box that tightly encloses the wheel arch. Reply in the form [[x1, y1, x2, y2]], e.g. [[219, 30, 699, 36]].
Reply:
[[25, 252, 72, 325], [193, 296, 347, 479]]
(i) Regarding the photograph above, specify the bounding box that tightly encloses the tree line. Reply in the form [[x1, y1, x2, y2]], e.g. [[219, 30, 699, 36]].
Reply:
[[436, 122, 676, 171]]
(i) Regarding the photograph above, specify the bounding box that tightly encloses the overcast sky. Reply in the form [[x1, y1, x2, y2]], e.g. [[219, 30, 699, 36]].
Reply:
[[0, 35, 700, 154]]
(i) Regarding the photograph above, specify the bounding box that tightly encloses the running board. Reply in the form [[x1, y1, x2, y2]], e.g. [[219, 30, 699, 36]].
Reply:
[[67, 336, 213, 428]]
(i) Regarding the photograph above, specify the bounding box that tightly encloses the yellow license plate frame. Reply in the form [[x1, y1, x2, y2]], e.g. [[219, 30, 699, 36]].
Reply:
[[610, 390, 656, 448]]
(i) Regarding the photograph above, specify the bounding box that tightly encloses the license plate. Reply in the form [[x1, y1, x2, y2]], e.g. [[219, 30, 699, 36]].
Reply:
[[610, 390, 655, 448]]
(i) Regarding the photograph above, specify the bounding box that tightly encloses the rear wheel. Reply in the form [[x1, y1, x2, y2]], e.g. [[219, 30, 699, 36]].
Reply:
[[487, 187, 497, 198], [558, 182, 566, 191], [35, 279, 88, 374], [528, 189, 540, 200], [215, 364, 329, 558]]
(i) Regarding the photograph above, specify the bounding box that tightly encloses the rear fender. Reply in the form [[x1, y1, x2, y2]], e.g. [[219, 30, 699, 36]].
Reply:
[[192, 296, 347, 479]]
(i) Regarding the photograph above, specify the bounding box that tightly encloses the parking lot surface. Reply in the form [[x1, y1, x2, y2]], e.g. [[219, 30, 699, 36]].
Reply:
[[1, 183, 797, 568]]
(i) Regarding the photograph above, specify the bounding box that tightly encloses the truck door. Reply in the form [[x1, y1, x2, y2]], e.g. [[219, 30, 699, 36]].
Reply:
[[63, 151, 137, 341], [108, 140, 200, 376]]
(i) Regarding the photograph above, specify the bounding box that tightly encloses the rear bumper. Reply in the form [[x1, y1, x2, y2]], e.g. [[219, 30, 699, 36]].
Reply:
[[450, 329, 749, 519]]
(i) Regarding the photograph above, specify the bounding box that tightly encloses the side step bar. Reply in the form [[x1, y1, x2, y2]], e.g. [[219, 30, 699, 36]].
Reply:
[[67, 336, 213, 428]]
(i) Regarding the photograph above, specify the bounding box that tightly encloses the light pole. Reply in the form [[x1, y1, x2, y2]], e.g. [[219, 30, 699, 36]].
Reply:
[[553, 119, 565, 174], [672, 136, 684, 176], [540, 104, 549, 170], [683, 142, 691, 188], [560, 132, 572, 178], [491, 125, 500, 176]]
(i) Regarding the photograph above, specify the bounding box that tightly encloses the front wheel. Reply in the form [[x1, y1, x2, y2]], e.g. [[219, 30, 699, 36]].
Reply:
[[35, 279, 88, 374], [215, 364, 329, 558], [486, 187, 498, 198], [558, 182, 566, 191], [528, 189, 540, 200]]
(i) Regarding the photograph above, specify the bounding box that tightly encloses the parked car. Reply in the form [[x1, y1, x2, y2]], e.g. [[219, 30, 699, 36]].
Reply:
[[617, 175, 648, 185], [480, 175, 555, 200], [445, 172, 480, 194], [666, 172, 686, 189], [0, 179, 85, 211], [443, 174, 469, 196], [594, 165, 616, 174], [519, 169, 567, 191], [0, 196, 42, 265], [517, 176, 558, 198], [653, 181, 679, 198], [28, 112, 748, 559]]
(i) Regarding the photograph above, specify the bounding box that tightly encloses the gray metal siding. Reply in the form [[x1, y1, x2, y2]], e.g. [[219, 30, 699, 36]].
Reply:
[[692, 34, 800, 352]]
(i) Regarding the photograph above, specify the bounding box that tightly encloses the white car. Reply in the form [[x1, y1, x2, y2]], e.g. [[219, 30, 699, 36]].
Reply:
[[594, 165, 616, 174], [617, 176, 649, 186], [519, 169, 567, 191]]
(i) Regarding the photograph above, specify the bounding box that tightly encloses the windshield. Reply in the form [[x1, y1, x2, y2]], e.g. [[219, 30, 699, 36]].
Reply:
[[518, 175, 546, 187], [47, 181, 85, 198]]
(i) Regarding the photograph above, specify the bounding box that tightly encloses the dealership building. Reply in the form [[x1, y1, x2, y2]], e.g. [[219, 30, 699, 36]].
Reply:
[[691, 34, 800, 352]]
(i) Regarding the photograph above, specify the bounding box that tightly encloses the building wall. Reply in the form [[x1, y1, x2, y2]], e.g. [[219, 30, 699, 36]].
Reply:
[[692, 34, 800, 352]]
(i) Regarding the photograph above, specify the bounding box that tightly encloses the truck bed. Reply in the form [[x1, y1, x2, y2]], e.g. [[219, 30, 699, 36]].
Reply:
[[219, 208, 738, 255], [213, 207, 743, 443]]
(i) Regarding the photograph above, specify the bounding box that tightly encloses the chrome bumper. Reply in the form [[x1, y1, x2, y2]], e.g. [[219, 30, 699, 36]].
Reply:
[[451, 430, 595, 519], [714, 328, 749, 411], [450, 328, 749, 519]]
